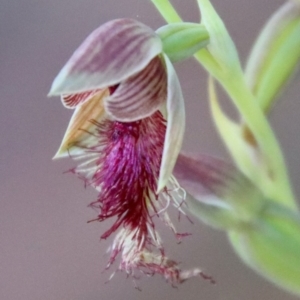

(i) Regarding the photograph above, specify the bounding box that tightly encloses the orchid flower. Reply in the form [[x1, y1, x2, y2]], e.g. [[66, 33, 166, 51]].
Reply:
[[49, 18, 212, 285]]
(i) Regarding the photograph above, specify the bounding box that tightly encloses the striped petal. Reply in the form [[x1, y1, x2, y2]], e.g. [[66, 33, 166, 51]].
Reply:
[[157, 54, 185, 192], [61, 89, 102, 108], [105, 56, 167, 121], [174, 153, 265, 223], [54, 89, 109, 158], [173, 153, 243, 229], [174, 153, 246, 199], [49, 19, 162, 96]]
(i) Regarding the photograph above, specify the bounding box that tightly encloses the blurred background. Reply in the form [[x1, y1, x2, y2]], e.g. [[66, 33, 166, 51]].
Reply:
[[1, 0, 299, 299]]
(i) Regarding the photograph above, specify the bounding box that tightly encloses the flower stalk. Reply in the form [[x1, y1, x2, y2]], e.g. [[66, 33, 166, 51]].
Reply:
[[156, 23, 209, 62], [151, 0, 182, 23]]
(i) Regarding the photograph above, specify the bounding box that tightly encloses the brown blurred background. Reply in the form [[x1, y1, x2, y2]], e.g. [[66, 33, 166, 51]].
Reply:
[[1, 0, 300, 299]]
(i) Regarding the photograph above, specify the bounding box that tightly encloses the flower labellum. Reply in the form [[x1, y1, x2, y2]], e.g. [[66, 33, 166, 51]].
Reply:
[[49, 19, 212, 286]]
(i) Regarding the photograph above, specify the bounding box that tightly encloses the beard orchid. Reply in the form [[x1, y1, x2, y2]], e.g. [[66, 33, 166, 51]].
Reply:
[[49, 18, 211, 286]]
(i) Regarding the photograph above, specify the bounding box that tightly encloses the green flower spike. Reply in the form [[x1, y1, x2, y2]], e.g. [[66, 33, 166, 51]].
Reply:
[[150, 0, 300, 295], [195, 0, 296, 210]]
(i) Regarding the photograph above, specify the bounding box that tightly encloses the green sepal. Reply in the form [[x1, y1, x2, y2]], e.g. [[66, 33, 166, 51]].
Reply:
[[208, 77, 262, 183], [229, 201, 300, 296], [246, 2, 300, 112]]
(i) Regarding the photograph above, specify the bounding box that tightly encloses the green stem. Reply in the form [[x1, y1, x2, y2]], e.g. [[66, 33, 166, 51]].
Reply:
[[151, 0, 182, 23]]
